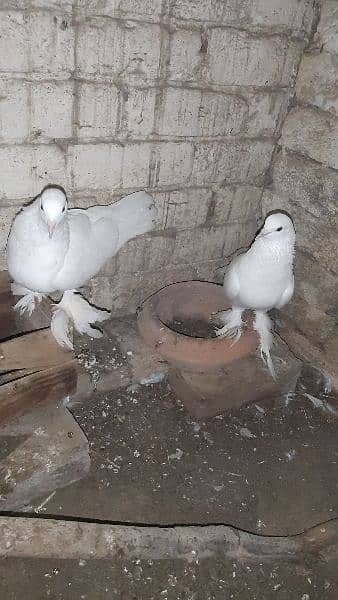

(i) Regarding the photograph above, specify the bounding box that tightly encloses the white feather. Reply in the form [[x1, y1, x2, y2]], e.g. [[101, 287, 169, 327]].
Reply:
[[215, 213, 296, 378], [6, 188, 156, 347]]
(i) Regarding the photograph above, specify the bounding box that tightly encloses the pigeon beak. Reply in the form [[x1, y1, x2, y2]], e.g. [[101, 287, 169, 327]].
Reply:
[[47, 221, 55, 239]]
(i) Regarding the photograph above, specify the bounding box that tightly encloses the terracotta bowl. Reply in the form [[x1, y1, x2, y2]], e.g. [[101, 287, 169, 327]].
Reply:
[[137, 281, 259, 372]]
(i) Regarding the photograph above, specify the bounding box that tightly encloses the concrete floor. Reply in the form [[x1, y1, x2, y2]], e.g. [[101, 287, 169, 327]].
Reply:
[[1, 330, 337, 598]]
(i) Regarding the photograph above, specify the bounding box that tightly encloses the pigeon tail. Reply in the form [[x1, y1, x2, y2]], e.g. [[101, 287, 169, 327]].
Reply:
[[215, 307, 244, 344], [51, 290, 110, 349], [253, 310, 276, 379], [110, 191, 156, 252]]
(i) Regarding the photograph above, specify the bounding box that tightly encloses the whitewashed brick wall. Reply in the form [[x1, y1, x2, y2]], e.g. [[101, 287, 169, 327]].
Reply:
[[263, 0, 338, 351], [0, 0, 316, 314]]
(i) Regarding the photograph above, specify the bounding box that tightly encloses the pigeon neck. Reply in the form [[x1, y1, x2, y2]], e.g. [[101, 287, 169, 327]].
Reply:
[[256, 236, 295, 265]]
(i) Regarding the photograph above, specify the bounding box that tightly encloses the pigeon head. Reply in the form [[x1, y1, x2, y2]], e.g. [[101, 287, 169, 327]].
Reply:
[[258, 212, 295, 245], [39, 187, 68, 238]]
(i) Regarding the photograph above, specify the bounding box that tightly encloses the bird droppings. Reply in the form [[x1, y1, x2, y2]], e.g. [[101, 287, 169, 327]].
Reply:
[[303, 393, 338, 416], [140, 371, 166, 385], [168, 448, 184, 461], [5, 354, 336, 598], [285, 449, 296, 461], [239, 427, 257, 439]]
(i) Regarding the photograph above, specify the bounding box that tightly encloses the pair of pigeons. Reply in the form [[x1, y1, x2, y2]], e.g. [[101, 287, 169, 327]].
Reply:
[[6, 186, 296, 377]]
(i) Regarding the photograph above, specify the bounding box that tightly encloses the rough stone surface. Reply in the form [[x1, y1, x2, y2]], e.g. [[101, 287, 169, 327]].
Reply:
[[0, 0, 318, 316], [265, 0, 338, 353], [0, 404, 90, 511]]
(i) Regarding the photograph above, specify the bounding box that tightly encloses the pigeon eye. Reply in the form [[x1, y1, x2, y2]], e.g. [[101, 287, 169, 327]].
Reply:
[[276, 226, 283, 231]]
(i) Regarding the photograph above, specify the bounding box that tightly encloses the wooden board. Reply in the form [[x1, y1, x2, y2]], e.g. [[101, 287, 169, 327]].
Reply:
[[0, 271, 50, 340], [0, 329, 73, 372], [0, 361, 77, 423]]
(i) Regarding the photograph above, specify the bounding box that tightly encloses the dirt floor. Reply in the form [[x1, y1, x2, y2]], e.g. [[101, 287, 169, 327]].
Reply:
[[0, 331, 337, 598]]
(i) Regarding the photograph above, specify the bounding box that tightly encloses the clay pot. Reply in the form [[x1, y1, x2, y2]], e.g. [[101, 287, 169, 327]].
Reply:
[[137, 281, 258, 372], [137, 281, 302, 417]]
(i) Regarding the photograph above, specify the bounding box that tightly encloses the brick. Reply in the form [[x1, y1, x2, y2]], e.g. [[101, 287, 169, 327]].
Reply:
[[296, 53, 338, 116], [159, 88, 248, 137], [263, 189, 338, 274], [244, 91, 289, 137], [212, 185, 262, 225], [77, 83, 119, 139], [118, 0, 162, 16], [121, 143, 152, 188], [172, 226, 226, 264], [68, 144, 123, 191], [91, 262, 197, 313], [281, 106, 338, 170], [209, 29, 301, 87], [122, 87, 156, 137], [0, 80, 29, 143], [0, 12, 74, 75], [114, 233, 177, 274], [0, 12, 29, 72], [76, 0, 162, 18], [31, 82, 74, 140], [76, 18, 160, 80], [150, 142, 194, 186], [172, 0, 313, 33], [76, 17, 123, 77], [250, 0, 314, 33], [0, 145, 66, 201], [2, 1, 73, 8], [153, 188, 212, 230], [160, 88, 289, 138], [168, 30, 204, 81], [123, 22, 161, 80], [315, 0, 338, 53], [287, 250, 338, 345], [268, 152, 337, 229], [222, 220, 258, 257], [191, 140, 274, 185], [29, 12, 74, 75]]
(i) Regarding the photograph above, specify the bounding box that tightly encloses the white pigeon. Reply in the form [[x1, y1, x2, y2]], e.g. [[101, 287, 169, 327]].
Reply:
[[215, 212, 296, 378], [6, 186, 156, 349]]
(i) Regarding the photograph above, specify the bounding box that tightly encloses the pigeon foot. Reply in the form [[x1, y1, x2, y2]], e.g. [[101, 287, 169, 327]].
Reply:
[[11, 283, 45, 317], [50, 290, 110, 349], [214, 307, 243, 344], [253, 310, 276, 379]]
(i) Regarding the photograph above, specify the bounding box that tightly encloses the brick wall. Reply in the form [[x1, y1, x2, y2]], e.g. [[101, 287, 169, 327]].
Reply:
[[263, 0, 338, 355], [0, 0, 315, 314]]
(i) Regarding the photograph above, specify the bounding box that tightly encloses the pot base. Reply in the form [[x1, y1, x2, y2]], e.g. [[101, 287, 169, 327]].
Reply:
[[169, 338, 302, 417], [137, 281, 302, 416]]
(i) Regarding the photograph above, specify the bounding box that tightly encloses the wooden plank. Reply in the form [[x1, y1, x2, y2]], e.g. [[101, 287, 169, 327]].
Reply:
[[0, 405, 90, 511], [0, 271, 10, 295], [0, 329, 73, 372], [0, 361, 77, 424], [0, 270, 51, 340]]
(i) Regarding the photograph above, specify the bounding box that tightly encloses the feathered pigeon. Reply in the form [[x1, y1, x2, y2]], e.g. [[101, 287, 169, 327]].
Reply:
[[6, 186, 156, 349], [215, 212, 296, 378]]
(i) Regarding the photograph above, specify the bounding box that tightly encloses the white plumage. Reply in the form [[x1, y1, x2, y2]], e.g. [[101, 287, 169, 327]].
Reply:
[[6, 186, 156, 348], [215, 212, 296, 378]]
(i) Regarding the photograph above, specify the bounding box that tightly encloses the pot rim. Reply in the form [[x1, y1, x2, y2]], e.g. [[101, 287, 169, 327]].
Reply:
[[137, 281, 259, 371]]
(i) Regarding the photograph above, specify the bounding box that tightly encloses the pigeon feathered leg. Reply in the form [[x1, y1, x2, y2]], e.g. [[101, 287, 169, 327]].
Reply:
[[51, 290, 110, 349], [215, 307, 244, 343], [253, 310, 276, 379], [11, 283, 45, 317]]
